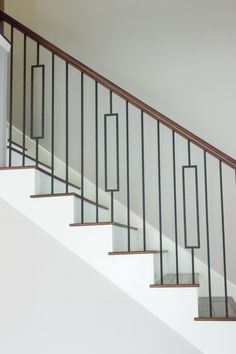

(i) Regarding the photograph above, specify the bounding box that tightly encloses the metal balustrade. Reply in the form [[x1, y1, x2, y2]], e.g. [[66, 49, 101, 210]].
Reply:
[[1, 10, 236, 320]]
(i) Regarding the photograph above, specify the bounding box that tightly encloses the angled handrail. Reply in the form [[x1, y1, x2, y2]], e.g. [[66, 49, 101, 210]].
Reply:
[[0, 10, 236, 169]]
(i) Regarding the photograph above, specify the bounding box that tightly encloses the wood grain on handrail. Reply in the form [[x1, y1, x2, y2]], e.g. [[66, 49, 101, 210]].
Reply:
[[1, 10, 236, 169]]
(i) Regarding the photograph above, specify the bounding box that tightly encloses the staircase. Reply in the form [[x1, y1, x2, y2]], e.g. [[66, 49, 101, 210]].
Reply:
[[0, 9, 236, 354]]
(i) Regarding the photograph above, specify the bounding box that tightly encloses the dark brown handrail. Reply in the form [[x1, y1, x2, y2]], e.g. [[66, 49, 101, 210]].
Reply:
[[1, 10, 236, 169]]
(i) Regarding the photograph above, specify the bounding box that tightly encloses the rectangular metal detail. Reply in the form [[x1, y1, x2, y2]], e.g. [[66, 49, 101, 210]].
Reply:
[[182, 165, 200, 249], [30, 64, 45, 139], [104, 113, 120, 191]]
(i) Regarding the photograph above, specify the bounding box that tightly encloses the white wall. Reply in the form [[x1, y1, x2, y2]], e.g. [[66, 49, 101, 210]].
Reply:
[[0, 197, 201, 354]]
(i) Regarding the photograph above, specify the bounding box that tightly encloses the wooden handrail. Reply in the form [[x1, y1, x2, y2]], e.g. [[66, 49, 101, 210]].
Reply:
[[1, 10, 236, 169]]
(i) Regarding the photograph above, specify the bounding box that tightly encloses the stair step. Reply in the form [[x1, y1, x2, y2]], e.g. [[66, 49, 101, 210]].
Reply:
[[0, 166, 35, 170], [150, 273, 200, 288], [70, 221, 138, 231], [108, 250, 166, 255], [30, 192, 108, 210], [195, 297, 236, 321]]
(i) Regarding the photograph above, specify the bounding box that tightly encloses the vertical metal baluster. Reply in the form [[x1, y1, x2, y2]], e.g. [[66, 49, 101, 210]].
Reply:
[[65, 62, 69, 193], [81, 72, 84, 223], [126, 101, 131, 251], [203, 150, 212, 317], [22, 34, 27, 166], [110, 90, 114, 222], [8, 26, 14, 167], [35, 42, 40, 167], [116, 108, 120, 193], [172, 131, 179, 284], [51, 53, 55, 194], [157, 121, 163, 283], [191, 250, 195, 284], [95, 81, 99, 222], [141, 110, 146, 251], [187, 140, 195, 284], [219, 161, 229, 317]]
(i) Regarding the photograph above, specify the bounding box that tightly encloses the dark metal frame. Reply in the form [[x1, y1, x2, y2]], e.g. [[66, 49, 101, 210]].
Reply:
[[182, 165, 200, 249], [104, 113, 120, 192], [30, 64, 45, 140]]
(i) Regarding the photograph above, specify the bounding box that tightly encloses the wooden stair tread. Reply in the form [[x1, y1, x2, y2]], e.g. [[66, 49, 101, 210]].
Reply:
[[150, 273, 200, 288], [108, 250, 166, 255], [195, 297, 236, 321], [30, 192, 108, 210], [0, 166, 36, 170], [70, 221, 138, 231]]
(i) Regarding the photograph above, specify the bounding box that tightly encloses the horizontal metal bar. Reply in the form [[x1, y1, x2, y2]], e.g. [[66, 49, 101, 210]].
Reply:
[[182, 165, 200, 249]]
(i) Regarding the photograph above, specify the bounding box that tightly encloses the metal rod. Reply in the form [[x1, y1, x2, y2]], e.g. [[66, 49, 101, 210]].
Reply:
[[36, 42, 39, 65], [95, 81, 99, 222], [188, 140, 191, 165], [191, 248, 195, 284], [195, 162, 200, 249], [104, 113, 108, 191], [116, 108, 120, 192], [22, 34, 27, 166], [141, 110, 146, 251], [111, 191, 114, 223], [172, 131, 179, 284], [203, 150, 212, 317], [81, 72, 84, 223], [8, 26, 14, 167], [187, 140, 195, 284], [51, 53, 55, 194], [126, 101, 131, 251], [219, 161, 229, 317], [65, 62, 69, 193], [35, 43, 40, 167], [157, 121, 163, 283], [110, 90, 114, 222]]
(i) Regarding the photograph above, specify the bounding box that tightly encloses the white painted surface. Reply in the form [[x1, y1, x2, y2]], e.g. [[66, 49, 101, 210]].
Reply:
[[0, 168, 235, 353], [0, 35, 11, 52], [0, 197, 201, 354], [0, 35, 10, 166]]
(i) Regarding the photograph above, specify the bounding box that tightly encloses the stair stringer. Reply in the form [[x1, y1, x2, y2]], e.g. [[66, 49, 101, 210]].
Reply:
[[0, 168, 236, 353]]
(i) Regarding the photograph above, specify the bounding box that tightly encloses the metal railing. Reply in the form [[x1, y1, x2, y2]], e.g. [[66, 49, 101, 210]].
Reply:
[[1, 10, 236, 319]]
